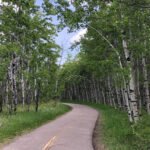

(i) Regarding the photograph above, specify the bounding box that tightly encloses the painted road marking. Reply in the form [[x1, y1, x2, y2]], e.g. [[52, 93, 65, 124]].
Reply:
[[42, 136, 57, 150], [42, 121, 73, 150]]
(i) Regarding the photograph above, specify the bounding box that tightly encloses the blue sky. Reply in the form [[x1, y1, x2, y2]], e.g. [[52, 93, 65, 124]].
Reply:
[[36, 0, 84, 64], [0, 0, 85, 64]]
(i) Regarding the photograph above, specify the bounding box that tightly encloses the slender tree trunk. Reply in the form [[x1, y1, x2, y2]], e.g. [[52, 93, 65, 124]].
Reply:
[[97, 81, 101, 103], [35, 82, 40, 112], [21, 64, 25, 107], [115, 81, 121, 108], [83, 80, 89, 102], [11, 53, 19, 112], [142, 55, 150, 114], [34, 78, 38, 111], [108, 77, 116, 108], [121, 87, 126, 109], [0, 83, 2, 112], [89, 81, 93, 102], [122, 38, 139, 122], [8, 59, 14, 114], [12, 67, 17, 112], [26, 83, 31, 112], [136, 58, 142, 115], [73, 84, 77, 100], [102, 88, 106, 105], [5, 79, 9, 111], [93, 78, 98, 103]]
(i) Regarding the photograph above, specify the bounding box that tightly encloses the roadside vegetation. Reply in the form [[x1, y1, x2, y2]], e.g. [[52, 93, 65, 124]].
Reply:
[[1, 1, 150, 149], [0, 102, 70, 144], [79, 102, 150, 150]]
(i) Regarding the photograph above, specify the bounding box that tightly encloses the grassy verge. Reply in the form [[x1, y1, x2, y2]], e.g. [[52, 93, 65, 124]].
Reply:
[[88, 103, 150, 150], [64, 101, 150, 150], [0, 102, 70, 144]]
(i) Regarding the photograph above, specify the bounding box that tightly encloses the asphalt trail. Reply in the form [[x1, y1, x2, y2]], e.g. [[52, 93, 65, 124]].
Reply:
[[2, 104, 98, 150]]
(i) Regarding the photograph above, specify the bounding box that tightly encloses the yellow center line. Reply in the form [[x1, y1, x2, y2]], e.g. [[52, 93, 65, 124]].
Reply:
[[42, 136, 57, 150], [42, 122, 72, 150]]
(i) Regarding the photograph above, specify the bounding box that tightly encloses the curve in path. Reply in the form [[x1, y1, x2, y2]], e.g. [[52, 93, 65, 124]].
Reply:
[[2, 104, 98, 150]]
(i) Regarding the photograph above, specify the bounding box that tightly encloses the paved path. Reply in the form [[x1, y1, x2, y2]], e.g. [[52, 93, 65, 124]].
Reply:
[[2, 104, 98, 150]]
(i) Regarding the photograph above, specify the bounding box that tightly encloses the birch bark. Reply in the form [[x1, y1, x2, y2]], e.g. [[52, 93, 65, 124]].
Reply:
[[21, 62, 25, 107], [142, 55, 150, 114], [122, 39, 139, 122]]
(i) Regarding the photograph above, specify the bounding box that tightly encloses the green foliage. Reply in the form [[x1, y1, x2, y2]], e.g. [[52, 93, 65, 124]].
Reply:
[[87, 103, 150, 150], [55, 0, 150, 81], [0, 0, 60, 109]]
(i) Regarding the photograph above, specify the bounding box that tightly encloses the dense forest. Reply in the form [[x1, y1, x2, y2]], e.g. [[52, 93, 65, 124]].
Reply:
[[53, 0, 150, 123], [1, 0, 150, 124], [0, 0, 60, 113], [1, 1, 150, 149]]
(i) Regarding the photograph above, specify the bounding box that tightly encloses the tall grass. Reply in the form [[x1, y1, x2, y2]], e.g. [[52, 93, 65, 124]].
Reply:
[[0, 102, 70, 143], [87, 103, 150, 150]]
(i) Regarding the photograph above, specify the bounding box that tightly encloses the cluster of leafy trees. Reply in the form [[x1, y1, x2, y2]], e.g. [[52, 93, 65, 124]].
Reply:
[[1, 0, 150, 124], [52, 0, 150, 123], [0, 0, 59, 113]]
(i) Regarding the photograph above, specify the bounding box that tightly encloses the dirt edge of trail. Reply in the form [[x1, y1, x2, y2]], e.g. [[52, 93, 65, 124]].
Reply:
[[93, 115, 106, 150]]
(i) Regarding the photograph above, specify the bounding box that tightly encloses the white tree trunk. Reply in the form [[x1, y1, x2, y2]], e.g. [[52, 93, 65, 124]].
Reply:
[[142, 56, 150, 114], [5, 79, 9, 110], [93, 78, 98, 103], [21, 72, 25, 107], [123, 83, 133, 122], [34, 78, 37, 101], [83, 80, 89, 101], [122, 39, 139, 123], [115, 82, 121, 108], [136, 59, 142, 115], [102, 88, 106, 105], [108, 77, 116, 109], [21, 58, 25, 107]]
